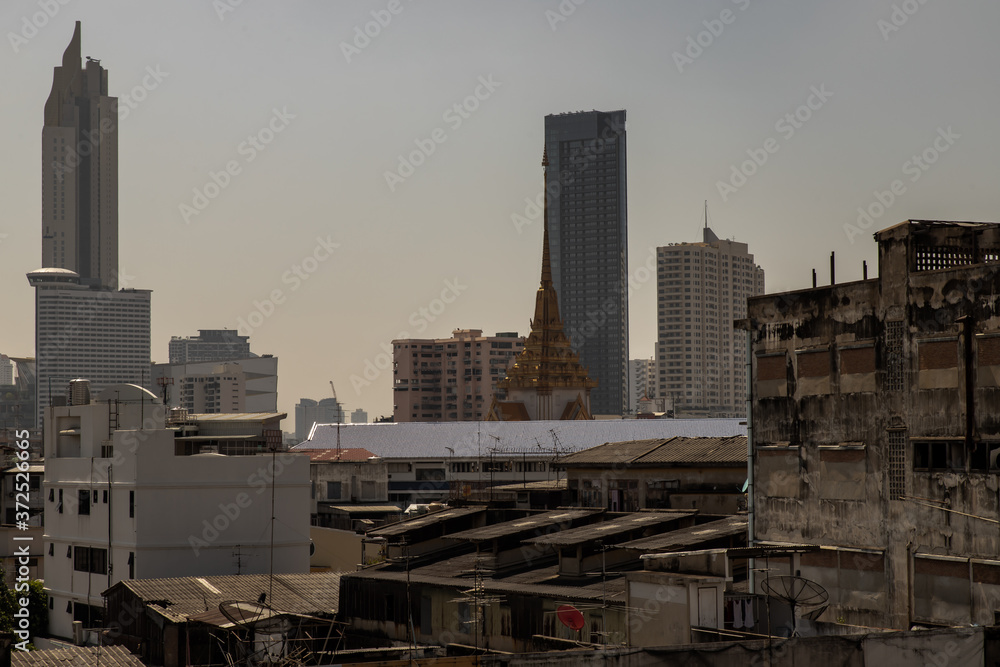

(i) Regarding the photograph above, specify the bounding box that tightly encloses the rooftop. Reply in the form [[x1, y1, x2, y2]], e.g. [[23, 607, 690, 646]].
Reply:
[[300, 448, 377, 462], [560, 436, 748, 466], [293, 419, 746, 458], [445, 508, 602, 542], [523, 510, 697, 546], [620, 515, 748, 552], [367, 506, 486, 538], [12, 646, 145, 667], [106, 572, 343, 624]]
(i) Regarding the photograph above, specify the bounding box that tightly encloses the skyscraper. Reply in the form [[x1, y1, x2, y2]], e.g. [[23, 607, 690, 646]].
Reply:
[[543, 110, 628, 416], [30, 23, 150, 427], [655, 226, 765, 417], [42, 21, 118, 290]]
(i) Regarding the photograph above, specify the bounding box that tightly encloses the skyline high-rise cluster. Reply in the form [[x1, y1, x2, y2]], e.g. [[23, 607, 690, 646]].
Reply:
[[655, 226, 765, 418], [544, 110, 629, 417]]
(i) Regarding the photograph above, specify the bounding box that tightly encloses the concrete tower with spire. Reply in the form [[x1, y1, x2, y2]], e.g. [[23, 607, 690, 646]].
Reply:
[[486, 149, 597, 421]]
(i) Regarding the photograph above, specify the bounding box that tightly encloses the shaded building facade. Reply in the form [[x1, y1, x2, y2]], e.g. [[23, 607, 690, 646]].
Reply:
[[544, 110, 628, 416], [748, 220, 1000, 629]]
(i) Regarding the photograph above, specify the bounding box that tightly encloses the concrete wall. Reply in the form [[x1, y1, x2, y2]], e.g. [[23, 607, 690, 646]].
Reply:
[[748, 222, 1000, 629]]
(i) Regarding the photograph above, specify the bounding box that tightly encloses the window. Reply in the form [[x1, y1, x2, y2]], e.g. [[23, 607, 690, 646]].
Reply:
[[326, 481, 342, 499], [78, 490, 90, 515], [913, 440, 964, 471], [73, 547, 107, 574]]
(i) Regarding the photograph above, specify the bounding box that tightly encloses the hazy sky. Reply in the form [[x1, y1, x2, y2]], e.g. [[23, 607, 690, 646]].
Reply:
[[2, 1, 998, 422]]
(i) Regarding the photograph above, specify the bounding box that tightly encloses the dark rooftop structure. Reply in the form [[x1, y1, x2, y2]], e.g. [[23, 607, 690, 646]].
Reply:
[[620, 514, 747, 552], [559, 436, 747, 467]]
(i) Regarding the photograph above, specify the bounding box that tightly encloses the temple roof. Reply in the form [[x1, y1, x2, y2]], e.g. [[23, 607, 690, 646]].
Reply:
[[497, 149, 597, 395]]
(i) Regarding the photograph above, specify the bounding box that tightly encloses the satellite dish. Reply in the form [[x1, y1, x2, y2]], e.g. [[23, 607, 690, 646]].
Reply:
[[761, 575, 829, 636], [556, 604, 586, 631]]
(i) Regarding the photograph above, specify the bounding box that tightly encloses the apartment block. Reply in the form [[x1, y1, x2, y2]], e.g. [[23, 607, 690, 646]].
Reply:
[[393, 329, 524, 421], [655, 227, 764, 418]]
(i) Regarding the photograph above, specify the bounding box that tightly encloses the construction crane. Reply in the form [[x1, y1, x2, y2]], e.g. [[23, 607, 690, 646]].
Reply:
[[329, 380, 337, 400]]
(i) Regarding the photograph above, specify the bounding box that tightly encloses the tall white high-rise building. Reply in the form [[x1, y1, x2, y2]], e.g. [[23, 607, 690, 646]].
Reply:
[[42, 21, 118, 291], [28, 269, 151, 427], [655, 227, 764, 417]]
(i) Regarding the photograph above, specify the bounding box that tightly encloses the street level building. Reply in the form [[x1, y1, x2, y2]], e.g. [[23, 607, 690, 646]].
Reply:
[[748, 220, 1000, 629], [43, 382, 308, 639]]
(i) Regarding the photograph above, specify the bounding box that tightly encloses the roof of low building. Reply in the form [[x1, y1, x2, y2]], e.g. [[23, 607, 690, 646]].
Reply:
[[620, 515, 747, 552], [105, 572, 342, 624], [186, 412, 287, 422], [300, 448, 376, 462], [12, 646, 145, 667], [446, 508, 603, 542], [523, 510, 697, 546], [293, 419, 746, 459], [560, 436, 747, 467], [367, 506, 486, 538]]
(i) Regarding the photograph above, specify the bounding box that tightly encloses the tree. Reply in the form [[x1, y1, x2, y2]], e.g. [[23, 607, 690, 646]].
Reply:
[[0, 567, 48, 648]]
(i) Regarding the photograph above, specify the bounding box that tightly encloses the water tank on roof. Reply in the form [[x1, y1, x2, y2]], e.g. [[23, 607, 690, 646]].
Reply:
[[68, 379, 91, 406]]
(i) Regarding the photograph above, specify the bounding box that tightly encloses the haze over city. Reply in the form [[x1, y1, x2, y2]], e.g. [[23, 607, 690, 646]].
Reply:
[[2, 0, 998, 420]]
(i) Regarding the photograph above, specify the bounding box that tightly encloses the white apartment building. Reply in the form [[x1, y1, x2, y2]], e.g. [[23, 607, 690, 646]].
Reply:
[[628, 358, 656, 412], [28, 268, 151, 428], [151, 356, 278, 414], [43, 382, 309, 639], [655, 227, 765, 418]]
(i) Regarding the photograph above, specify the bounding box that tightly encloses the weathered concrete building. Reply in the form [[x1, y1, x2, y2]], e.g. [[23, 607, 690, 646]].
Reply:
[[748, 220, 1000, 629]]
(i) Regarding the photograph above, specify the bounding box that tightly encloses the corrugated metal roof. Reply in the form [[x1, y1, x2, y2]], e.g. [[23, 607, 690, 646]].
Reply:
[[301, 448, 376, 462], [12, 646, 145, 667], [523, 510, 696, 546], [560, 436, 747, 466], [621, 515, 747, 552], [322, 504, 402, 513], [446, 509, 602, 542], [187, 412, 286, 422], [292, 419, 746, 459], [367, 506, 486, 538], [346, 567, 626, 603], [489, 479, 568, 491], [112, 572, 342, 623]]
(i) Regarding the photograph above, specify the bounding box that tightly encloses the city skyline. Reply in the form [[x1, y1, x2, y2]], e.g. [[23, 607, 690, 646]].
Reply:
[[2, 2, 999, 420]]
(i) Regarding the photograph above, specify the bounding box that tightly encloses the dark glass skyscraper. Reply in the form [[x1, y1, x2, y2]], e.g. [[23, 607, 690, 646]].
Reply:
[[544, 110, 628, 416]]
